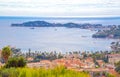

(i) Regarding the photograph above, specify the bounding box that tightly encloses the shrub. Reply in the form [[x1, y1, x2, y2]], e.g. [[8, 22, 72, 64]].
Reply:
[[4, 57, 26, 68], [115, 61, 120, 73], [0, 67, 90, 77], [106, 73, 115, 77], [0, 68, 19, 77], [17, 57, 26, 67]]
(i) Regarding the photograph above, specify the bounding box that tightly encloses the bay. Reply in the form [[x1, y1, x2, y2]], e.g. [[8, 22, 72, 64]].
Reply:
[[0, 17, 119, 53]]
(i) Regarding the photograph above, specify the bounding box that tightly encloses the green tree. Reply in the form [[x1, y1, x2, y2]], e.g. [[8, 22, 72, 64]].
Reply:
[[17, 57, 26, 67], [5, 57, 18, 68], [1, 46, 12, 63], [5, 57, 26, 68], [115, 61, 120, 73]]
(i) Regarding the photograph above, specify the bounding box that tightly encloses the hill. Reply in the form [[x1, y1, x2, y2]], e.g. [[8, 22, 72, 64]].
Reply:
[[11, 21, 103, 29], [92, 25, 120, 38]]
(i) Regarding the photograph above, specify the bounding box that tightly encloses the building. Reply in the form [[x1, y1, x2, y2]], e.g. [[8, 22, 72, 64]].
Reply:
[[27, 60, 53, 68], [82, 57, 95, 68], [108, 54, 120, 64], [96, 60, 105, 67]]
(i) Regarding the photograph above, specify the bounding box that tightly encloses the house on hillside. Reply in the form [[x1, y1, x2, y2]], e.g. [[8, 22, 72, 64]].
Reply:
[[96, 60, 105, 68], [107, 54, 120, 64], [82, 57, 95, 68]]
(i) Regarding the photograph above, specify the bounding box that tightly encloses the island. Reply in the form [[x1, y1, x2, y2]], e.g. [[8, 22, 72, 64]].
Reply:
[[11, 21, 103, 29]]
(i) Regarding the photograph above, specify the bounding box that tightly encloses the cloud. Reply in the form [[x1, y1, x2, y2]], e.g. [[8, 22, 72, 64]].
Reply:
[[0, 0, 120, 17]]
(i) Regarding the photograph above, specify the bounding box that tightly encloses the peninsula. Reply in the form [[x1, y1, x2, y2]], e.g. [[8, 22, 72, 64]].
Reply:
[[92, 25, 120, 38]]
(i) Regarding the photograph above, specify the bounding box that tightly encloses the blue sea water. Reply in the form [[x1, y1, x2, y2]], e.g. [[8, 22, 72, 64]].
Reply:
[[0, 16, 119, 53]]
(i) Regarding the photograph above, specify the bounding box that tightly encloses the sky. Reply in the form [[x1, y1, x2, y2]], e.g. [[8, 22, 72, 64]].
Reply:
[[0, 0, 120, 17]]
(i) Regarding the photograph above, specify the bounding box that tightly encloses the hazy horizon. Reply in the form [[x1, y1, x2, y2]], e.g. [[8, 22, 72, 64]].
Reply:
[[0, 16, 120, 18]]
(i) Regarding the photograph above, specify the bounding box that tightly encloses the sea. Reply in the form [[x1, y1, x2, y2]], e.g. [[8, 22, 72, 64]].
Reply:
[[0, 16, 120, 53]]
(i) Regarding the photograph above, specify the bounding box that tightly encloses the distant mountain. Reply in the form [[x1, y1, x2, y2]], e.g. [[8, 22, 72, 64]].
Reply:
[[11, 20, 103, 29]]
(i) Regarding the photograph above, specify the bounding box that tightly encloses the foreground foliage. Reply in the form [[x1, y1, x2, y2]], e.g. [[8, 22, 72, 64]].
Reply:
[[0, 66, 90, 77], [1, 46, 12, 63], [4, 57, 26, 68], [115, 61, 120, 73]]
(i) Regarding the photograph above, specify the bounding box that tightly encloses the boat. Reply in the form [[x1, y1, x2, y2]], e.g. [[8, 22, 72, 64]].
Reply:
[[30, 27, 35, 29], [81, 36, 87, 38], [54, 28, 57, 31]]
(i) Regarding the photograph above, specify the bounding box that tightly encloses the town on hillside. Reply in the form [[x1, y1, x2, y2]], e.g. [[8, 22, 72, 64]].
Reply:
[[0, 46, 120, 77]]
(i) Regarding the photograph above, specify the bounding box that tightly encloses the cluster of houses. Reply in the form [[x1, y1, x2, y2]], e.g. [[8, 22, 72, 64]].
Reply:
[[27, 53, 120, 69], [26, 53, 120, 77], [27, 57, 95, 69], [1, 48, 120, 76], [107, 54, 120, 65]]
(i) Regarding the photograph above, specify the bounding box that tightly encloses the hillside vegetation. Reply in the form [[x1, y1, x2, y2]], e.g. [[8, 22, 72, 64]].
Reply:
[[0, 66, 90, 77], [92, 25, 120, 38]]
